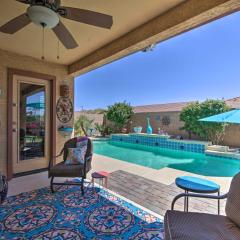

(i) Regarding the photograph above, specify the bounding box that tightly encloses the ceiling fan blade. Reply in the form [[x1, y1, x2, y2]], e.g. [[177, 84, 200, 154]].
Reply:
[[60, 7, 113, 29], [0, 14, 31, 34], [52, 21, 78, 49]]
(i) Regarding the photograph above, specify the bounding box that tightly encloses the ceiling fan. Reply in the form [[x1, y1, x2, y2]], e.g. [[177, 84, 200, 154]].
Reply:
[[0, 0, 113, 49]]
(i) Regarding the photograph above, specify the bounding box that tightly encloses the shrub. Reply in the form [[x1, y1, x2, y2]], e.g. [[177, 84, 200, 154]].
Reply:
[[106, 102, 133, 132], [95, 123, 113, 137], [180, 99, 230, 144]]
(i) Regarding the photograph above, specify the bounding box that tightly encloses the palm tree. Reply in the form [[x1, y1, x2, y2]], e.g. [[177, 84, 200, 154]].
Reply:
[[74, 115, 94, 136]]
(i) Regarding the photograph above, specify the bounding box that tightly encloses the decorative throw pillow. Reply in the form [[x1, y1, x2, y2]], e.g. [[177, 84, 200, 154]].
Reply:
[[65, 147, 86, 165]]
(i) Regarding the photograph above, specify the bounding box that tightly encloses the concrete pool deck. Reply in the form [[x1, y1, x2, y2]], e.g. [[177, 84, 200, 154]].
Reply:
[[8, 153, 233, 216], [93, 154, 232, 192]]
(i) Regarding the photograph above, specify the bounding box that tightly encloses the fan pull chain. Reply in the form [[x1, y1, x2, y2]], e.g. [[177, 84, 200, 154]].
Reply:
[[41, 24, 46, 60], [57, 40, 60, 60]]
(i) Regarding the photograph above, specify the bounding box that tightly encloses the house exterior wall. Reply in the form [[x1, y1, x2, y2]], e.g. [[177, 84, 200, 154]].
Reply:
[[0, 49, 74, 176], [131, 111, 240, 148]]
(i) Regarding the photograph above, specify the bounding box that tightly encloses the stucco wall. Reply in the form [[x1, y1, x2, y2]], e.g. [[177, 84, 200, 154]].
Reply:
[[74, 112, 104, 126], [131, 111, 240, 147], [0, 49, 74, 175], [131, 112, 188, 137], [222, 125, 240, 148]]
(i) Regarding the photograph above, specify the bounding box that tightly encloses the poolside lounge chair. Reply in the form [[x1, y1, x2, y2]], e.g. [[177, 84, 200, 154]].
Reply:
[[48, 137, 93, 195], [164, 172, 240, 240]]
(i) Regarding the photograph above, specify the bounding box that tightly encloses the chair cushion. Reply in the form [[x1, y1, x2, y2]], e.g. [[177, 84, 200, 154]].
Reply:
[[49, 162, 84, 177], [76, 139, 88, 148], [226, 172, 240, 228], [164, 210, 240, 240]]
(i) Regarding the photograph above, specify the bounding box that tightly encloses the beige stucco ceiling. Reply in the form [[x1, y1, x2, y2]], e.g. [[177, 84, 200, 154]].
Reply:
[[0, 0, 184, 65]]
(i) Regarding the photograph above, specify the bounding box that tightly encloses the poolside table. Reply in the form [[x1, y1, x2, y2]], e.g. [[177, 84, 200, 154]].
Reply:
[[91, 171, 110, 189], [175, 176, 220, 214]]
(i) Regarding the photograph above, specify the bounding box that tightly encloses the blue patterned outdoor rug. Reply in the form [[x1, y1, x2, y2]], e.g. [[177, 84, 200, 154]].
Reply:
[[0, 182, 164, 239]]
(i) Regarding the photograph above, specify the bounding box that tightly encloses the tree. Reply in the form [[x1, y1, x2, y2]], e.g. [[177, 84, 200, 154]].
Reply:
[[106, 102, 133, 132], [180, 99, 230, 144], [74, 115, 94, 136], [179, 102, 201, 139]]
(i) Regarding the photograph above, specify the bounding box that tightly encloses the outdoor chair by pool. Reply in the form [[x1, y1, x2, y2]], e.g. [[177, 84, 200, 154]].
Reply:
[[48, 137, 93, 195], [164, 172, 240, 240]]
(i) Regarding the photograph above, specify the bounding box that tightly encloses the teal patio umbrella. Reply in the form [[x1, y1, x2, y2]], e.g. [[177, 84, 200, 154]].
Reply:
[[27, 102, 45, 109], [199, 109, 240, 124]]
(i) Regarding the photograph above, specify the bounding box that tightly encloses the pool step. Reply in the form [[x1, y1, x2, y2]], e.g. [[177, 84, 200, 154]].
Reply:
[[207, 145, 229, 152], [205, 149, 240, 159]]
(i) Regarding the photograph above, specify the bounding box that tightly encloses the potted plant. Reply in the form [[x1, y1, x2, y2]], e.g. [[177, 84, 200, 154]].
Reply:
[[133, 126, 142, 133]]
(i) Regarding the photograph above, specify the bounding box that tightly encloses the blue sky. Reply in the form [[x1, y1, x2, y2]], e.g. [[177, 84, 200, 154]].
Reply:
[[74, 12, 240, 111]]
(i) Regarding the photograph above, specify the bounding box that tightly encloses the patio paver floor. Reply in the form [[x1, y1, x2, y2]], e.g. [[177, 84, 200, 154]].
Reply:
[[108, 170, 226, 216], [8, 153, 230, 218]]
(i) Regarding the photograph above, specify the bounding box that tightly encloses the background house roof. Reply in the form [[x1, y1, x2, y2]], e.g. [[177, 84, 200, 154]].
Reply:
[[133, 102, 191, 113], [74, 97, 240, 115], [133, 97, 240, 113], [225, 97, 240, 109]]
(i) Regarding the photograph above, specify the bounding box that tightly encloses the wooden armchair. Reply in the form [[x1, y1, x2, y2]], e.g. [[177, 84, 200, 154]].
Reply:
[[48, 137, 93, 195]]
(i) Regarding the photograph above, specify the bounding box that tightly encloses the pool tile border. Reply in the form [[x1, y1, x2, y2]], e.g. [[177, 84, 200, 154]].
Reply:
[[110, 134, 210, 153]]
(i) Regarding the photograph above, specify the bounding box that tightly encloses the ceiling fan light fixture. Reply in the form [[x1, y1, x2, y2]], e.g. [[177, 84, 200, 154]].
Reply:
[[27, 5, 59, 29]]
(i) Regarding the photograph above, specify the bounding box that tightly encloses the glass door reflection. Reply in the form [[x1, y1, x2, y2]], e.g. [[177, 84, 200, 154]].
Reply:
[[19, 83, 46, 161]]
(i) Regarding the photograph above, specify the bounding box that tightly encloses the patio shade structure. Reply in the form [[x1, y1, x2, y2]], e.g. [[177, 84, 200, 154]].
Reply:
[[199, 109, 240, 124]]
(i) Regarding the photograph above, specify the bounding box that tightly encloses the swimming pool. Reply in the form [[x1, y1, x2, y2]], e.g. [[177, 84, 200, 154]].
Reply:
[[93, 140, 240, 177]]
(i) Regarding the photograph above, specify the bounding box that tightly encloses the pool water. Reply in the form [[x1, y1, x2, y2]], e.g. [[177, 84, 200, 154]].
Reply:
[[93, 141, 240, 177]]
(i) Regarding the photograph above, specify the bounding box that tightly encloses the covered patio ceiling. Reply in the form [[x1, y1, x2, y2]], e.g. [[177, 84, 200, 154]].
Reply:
[[0, 0, 239, 76], [0, 0, 184, 64]]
